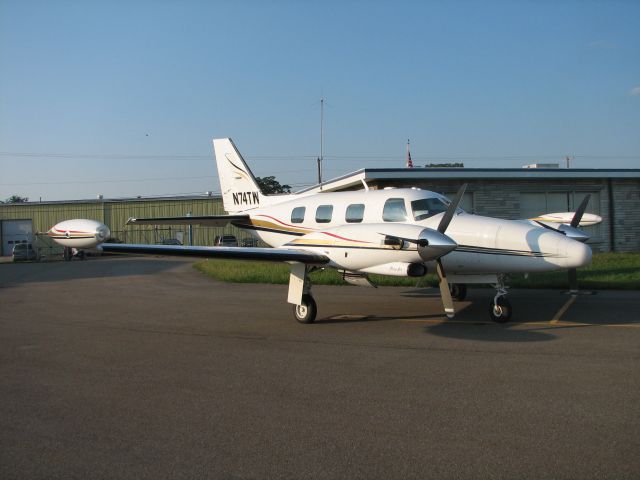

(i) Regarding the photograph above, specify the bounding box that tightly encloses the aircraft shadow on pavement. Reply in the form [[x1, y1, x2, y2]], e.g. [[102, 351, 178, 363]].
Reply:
[[0, 257, 188, 288], [317, 313, 445, 324], [403, 288, 562, 342], [424, 322, 556, 342]]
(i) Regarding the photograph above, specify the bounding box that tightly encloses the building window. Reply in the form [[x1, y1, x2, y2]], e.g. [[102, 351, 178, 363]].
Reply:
[[383, 198, 407, 222], [291, 206, 305, 224], [438, 191, 474, 214], [345, 204, 365, 223], [315, 205, 333, 223]]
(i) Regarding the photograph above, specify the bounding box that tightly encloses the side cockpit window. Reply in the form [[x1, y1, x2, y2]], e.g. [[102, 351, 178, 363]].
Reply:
[[411, 198, 449, 221], [382, 198, 407, 222], [291, 206, 305, 223]]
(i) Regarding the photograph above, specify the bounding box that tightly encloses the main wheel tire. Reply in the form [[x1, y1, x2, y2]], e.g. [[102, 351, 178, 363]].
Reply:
[[450, 284, 467, 301], [489, 296, 512, 323], [293, 294, 317, 324]]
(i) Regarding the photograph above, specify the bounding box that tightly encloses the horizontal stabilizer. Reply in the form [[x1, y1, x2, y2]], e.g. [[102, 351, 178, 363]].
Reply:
[[99, 243, 329, 264], [126, 214, 250, 227]]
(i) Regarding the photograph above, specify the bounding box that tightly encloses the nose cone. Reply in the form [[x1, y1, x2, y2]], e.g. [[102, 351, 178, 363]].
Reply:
[[558, 224, 590, 243], [96, 225, 111, 241], [417, 228, 457, 261], [565, 239, 592, 268]]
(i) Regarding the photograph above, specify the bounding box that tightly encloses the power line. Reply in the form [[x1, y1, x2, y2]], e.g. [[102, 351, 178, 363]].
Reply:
[[0, 175, 219, 186], [2, 151, 638, 161]]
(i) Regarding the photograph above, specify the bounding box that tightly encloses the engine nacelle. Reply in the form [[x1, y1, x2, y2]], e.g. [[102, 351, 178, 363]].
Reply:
[[47, 219, 111, 248], [360, 262, 427, 277]]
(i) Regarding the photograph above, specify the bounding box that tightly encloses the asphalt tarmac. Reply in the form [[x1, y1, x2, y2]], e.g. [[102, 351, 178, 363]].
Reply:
[[1, 257, 639, 479]]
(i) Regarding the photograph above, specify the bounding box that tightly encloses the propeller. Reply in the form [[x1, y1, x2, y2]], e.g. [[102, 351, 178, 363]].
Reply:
[[567, 194, 591, 293], [379, 184, 466, 318], [435, 184, 467, 317]]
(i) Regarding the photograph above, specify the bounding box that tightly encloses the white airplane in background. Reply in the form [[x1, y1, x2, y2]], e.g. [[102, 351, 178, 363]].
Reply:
[[49, 138, 599, 324]]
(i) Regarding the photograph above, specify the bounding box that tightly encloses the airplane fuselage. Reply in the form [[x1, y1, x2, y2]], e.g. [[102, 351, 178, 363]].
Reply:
[[233, 188, 591, 277]]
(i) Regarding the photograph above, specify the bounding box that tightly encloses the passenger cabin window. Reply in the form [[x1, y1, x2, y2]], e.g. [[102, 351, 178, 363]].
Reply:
[[315, 205, 333, 223], [411, 198, 449, 221], [382, 198, 407, 222], [345, 203, 365, 223], [291, 206, 305, 223]]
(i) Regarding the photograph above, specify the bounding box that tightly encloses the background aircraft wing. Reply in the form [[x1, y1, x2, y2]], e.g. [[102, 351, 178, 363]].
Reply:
[[99, 243, 330, 264], [126, 214, 250, 227]]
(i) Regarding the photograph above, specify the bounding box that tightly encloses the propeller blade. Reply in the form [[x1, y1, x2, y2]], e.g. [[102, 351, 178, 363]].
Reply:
[[436, 260, 455, 318], [570, 194, 591, 228], [438, 183, 468, 233]]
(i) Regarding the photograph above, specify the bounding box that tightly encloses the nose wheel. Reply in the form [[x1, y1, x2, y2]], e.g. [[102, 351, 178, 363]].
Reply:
[[294, 294, 317, 324], [489, 296, 512, 323]]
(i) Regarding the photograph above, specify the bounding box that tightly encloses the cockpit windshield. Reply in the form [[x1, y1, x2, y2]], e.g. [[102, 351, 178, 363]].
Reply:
[[411, 197, 450, 221]]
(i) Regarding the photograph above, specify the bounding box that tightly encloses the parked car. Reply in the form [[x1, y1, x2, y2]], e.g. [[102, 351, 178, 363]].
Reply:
[[12, 243, 39, 262], [158, 238, 182, 245], [240, 237, 259, 247], [215, 235, 238, 247]]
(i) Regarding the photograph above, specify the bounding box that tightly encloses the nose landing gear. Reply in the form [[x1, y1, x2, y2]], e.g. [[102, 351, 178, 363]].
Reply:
[[489, 275, 512, 323]]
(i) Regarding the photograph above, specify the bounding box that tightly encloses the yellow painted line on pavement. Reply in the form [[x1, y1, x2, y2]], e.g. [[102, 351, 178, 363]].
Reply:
[[401, 318, 640, 328], [550, 295, 577, 324]]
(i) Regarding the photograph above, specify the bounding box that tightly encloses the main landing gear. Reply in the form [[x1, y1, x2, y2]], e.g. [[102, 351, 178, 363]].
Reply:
[[289, 264, 318, 324], [449, 283, 467, 301], [489, 275, 512, 323]]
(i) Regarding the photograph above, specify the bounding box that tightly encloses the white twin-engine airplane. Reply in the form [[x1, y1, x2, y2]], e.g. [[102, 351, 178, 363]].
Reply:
[[49, 138, 599, 324]]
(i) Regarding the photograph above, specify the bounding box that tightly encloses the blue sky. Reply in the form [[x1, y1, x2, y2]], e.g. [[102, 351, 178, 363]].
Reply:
[[1, 0, 639, 201]]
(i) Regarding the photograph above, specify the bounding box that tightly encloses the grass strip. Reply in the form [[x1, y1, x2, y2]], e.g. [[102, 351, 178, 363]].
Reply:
[[193, 252, 640, 290]]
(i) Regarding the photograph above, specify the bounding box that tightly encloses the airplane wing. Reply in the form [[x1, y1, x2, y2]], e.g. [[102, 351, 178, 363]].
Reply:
[[126, 214, 250, 227], [99, 243, 330, 264]]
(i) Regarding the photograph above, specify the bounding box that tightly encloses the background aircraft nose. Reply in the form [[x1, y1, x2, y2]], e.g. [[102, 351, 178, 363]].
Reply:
[[565, 239, 592, 268]]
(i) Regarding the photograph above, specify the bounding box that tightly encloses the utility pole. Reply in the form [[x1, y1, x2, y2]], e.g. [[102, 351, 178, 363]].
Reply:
[[565, 156, 572, 168], [318, 96, 324, 188]]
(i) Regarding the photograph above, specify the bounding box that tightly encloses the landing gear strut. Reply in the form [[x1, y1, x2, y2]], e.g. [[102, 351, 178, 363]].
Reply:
[[489, 275, 512, 323]]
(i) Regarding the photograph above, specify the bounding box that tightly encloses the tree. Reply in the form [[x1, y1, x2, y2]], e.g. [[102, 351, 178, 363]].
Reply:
[[5, 195, 29, 203], [425, 163, 464, 168], [256, 176, 291, 194]]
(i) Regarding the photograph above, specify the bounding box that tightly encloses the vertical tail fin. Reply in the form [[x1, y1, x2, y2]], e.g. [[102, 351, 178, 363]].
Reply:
[[213, 138, 269, 213]]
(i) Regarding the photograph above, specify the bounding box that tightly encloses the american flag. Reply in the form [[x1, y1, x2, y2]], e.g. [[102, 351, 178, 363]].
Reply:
[[406, 140, 413, 168]]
